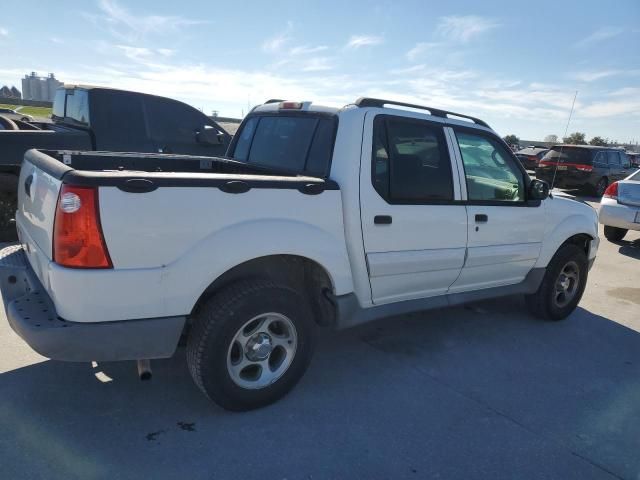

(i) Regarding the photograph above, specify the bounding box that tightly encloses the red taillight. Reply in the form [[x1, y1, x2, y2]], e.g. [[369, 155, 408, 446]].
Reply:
[[53, 185, 112, 268], [603, 181, 618, 200], [575, 164, 593, 172], [538, 160, 555, 167], [279, 101, 303, 110]]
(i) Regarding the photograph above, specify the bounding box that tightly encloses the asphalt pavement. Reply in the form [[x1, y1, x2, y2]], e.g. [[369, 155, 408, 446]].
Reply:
[[0, 191, 638, 480]]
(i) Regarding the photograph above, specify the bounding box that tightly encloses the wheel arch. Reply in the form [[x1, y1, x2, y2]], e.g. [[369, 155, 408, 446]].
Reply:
[[535, 212, 597, 269], [190, 254, 338, 327]]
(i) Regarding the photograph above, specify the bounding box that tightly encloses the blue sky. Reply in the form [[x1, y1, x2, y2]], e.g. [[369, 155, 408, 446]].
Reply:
[[1, 0, 639, 142]]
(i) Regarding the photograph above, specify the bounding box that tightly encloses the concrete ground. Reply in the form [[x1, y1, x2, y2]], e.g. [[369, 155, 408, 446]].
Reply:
[[0, 192, 638, 480]]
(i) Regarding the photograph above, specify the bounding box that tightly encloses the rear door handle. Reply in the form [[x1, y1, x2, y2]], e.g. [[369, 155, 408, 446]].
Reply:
[[374, 215, 392, 225], [475, 214, 488, 223]]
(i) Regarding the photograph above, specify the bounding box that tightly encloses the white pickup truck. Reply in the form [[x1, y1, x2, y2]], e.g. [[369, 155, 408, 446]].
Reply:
[[0, 98, 599, 410]]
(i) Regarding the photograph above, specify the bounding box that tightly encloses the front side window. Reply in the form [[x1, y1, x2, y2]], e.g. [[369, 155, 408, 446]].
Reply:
[[372, 116, 453, 203], [455, 130, 524, 202], [65, 89, 89, 124]]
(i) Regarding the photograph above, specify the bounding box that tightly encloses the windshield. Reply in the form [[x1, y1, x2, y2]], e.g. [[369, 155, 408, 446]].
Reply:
[[230, 114, 336, 177], [542, 147, 592, 164]]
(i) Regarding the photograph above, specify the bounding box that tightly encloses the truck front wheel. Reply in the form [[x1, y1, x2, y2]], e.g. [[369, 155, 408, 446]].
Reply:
[[525, 244, 588, 321], [186, 279, 316, 411]]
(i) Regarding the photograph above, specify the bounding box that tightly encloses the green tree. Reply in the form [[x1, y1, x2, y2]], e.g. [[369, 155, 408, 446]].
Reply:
[[589, 136, 609, 146], [563, 132, 587, 145], [544, 134, 558, 143], [503, 134, 520, 146]]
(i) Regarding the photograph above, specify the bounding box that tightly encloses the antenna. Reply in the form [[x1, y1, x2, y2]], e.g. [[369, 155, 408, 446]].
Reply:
[[550, 91, 578, 192]]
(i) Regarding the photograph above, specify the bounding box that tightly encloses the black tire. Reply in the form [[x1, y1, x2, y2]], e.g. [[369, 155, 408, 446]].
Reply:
[[603, 225, 627, 242], [525, 244, 588, 321], [186, 279, 316, 411], [594, 177, 608, 197]]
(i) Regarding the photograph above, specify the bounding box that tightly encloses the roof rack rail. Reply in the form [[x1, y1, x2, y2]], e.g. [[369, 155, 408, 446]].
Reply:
[[264, 99, 285, 104], [354, 97, 490, 128]]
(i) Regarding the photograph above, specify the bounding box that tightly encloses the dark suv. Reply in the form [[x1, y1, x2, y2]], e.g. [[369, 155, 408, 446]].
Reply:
[[535, 145, 635, 196]]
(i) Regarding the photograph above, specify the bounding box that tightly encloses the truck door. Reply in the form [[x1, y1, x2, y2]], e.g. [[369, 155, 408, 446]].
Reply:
[[447, 126, 545, 293], [359, 112, 468, 304]]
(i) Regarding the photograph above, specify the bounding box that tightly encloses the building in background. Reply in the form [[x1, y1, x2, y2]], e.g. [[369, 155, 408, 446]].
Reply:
[[21, 72, 62, 101], [0, 85, 21, 99]]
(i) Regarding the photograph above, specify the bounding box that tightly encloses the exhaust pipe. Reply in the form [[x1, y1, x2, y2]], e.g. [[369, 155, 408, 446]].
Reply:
[[137, 359, 152, 381]]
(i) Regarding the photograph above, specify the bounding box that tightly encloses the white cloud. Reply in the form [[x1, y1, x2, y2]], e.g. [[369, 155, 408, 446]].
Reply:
[[436, 15, 500, 43], [95, 0, 207, 41], [345, 35, 383, 49], [50, 37, 64, 44], [405, 42, 439, 62], [289, 45, 328, 56], [262, 22, 293, 53], [301, 57, 333, 72], [0, 27, 8, 37], [157, 48, 175, 57], [575, 26, 625, 47], [579, 99, 640, 118], [571, 69, 640, 82]]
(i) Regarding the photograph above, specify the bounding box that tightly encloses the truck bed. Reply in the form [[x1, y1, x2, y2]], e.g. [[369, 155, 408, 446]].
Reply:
[[16, 149, 346, 324]]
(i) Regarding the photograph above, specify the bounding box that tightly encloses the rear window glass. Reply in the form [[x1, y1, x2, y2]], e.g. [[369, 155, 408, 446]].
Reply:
[[542, 147, 592, 164], [231, 115, 335, 176]]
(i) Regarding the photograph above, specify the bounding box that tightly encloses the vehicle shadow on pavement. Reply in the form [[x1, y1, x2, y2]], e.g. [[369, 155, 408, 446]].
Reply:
[[1, 296, 639, 479], [616, 238, 640, 259]]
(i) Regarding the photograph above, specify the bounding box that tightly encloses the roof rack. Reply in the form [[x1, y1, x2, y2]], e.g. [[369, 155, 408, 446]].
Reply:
[[354, 97, 490, 128], [264, 99, 285, 104]]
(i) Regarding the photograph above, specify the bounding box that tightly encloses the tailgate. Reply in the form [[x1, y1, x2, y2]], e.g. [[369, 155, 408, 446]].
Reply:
[[16, 154, 62, 260], [618, 181, 640, 207]]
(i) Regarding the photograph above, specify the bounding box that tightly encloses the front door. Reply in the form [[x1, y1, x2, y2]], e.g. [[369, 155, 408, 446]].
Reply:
[[360, 113, 468, 304], [448, 126, 545, 293]]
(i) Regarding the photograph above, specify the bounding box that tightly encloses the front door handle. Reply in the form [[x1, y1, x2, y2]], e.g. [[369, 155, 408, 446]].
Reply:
[[475, 214, 488, 223], [24, 174, 33, 198], [374, 215, 392, 225]]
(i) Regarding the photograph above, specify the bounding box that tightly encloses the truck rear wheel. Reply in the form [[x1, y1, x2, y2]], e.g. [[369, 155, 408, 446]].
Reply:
[[186, 279, 316, 411], [525, 244, 588, 321]]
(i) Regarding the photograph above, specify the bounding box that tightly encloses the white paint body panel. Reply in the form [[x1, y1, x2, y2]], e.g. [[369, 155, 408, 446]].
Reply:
[[15, 103, 600, 326]]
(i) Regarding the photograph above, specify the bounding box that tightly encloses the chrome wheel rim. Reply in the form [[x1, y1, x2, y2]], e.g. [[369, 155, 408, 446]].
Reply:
[[553, 260, 580, 308], [226, 313, 297, 390]]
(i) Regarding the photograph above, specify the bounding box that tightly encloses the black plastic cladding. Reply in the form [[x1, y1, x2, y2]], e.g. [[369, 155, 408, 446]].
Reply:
[[23, 149, 339, 195]]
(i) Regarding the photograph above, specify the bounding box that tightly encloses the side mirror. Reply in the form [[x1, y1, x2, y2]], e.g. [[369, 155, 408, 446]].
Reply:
[[196, 126, 223, 145], [529, 179, 549, 200]]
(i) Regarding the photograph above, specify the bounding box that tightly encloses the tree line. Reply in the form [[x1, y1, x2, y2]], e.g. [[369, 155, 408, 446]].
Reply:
[[503, 133, 616, 147]]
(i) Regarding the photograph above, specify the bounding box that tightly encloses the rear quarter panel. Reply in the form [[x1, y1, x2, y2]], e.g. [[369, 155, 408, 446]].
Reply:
[[98, 186, 353, 319]]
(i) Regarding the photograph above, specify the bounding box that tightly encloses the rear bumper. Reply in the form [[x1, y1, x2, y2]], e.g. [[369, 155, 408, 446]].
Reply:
[[0, 245, 185, 362], [599, 200, 640, 231]]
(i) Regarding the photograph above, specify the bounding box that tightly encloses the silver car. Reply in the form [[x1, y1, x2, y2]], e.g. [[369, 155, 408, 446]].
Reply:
[[0, 107, 33, 122], [599, 168, 640, 241]]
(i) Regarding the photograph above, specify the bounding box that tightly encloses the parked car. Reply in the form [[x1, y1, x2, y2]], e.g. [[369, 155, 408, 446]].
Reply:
[[627, 152, 640, 168], [0, 97, 599, 411], [536, 145, 635, 196], [515, 146, 549, 170], [599, 169, 640, 241], [0, 108, 33, 123], [0, 85, 232, 241]]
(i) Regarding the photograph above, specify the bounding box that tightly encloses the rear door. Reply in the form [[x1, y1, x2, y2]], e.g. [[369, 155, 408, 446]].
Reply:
[[448, 127, 544, 292], [607, 151, 627, 181], [359, 112, 467, 304]]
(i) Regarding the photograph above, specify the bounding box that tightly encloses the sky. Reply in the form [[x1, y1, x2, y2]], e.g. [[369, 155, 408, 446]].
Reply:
[[1, 0, 639, 142]]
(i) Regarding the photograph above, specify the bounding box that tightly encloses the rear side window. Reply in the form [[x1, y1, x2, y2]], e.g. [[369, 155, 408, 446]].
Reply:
[[231, 115, 336, 177], [543, 147, 592, 164], [52, 89, 65, 118], [372, 116, 453, 203], [607, 151, 621, 165], [65, 89, 90, 124]]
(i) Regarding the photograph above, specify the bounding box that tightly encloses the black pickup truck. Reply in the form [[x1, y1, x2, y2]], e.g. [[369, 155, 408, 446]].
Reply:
[[0, 85, 232, 239]]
